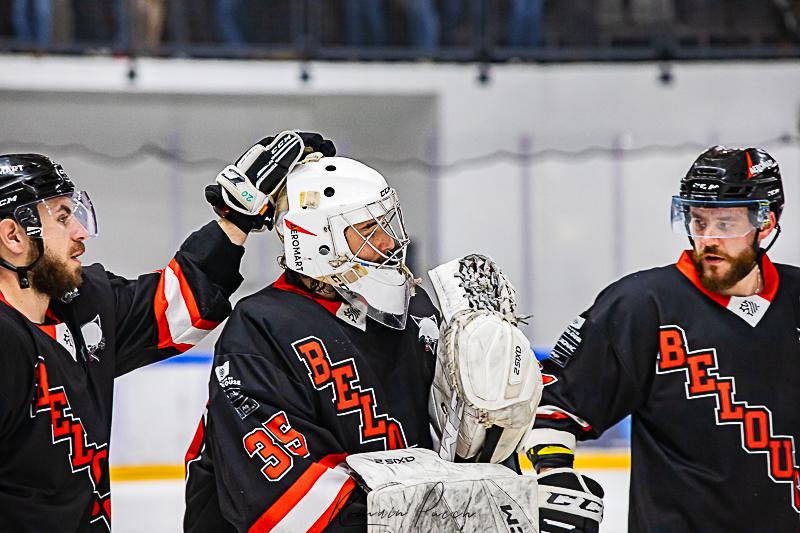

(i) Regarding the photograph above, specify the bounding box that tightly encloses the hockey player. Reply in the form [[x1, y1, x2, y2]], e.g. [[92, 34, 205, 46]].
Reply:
[[0, 132, 330, 532], [183, 154, 543, 532], [527, 146, 799, 532]]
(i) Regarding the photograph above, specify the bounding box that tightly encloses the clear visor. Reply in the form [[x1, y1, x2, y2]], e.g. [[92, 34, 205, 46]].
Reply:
[[671, 197, 769, 239], [334, 267, 414, 330], [330, 190, 410, 269], [13, 191, 98, 239]]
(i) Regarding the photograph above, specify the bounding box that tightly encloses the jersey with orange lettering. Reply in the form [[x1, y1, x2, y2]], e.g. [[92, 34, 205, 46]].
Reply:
[[0, 221, 243, 532], [532, 251, 800, 531], [183, 272, 440, 533]]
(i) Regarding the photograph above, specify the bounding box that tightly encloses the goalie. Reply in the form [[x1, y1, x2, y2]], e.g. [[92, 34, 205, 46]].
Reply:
[[183, 133, 543, 532]]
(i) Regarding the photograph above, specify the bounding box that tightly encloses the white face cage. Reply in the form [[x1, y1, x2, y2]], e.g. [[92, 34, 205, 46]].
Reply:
[[328, 190, 410, 268], [323, 189, 415, 329]]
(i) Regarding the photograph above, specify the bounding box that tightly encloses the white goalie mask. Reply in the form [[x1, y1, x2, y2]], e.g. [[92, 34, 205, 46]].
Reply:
[[278, 157, 414, 329]]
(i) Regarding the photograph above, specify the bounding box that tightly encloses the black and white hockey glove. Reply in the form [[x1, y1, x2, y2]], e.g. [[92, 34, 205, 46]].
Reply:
[[206, 131, 336, 233], [537, 468, 604, 533]]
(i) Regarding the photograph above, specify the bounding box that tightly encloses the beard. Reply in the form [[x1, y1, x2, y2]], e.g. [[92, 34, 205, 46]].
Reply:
[[691, 244, 757, 293], [29, 241, 85, 299]]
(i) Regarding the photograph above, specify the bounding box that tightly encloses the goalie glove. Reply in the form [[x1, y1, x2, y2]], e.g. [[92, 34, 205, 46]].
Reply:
[[537, 468, 604, 533], [206, 131, 336, 233], [346, 448, 538, 533], [428, 254, 543, 464]]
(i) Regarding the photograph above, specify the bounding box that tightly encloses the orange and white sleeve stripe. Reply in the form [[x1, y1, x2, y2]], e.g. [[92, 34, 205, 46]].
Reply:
[[154, 258, 220, 353], [249, 453, 356, 533]]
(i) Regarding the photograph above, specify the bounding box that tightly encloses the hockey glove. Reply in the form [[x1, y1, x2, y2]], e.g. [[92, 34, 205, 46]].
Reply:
[[428, 254, 543, 464], [346, 448, 538, 533], [206, 131, 336, 233], [537, 468, 604, 533]]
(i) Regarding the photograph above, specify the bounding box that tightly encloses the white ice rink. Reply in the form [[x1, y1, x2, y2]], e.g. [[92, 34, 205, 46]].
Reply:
[[111, 469, 631, 533]]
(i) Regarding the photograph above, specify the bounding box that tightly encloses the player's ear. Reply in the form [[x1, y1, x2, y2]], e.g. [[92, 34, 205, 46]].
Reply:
[[0, 218, 27, 254], [758, 211, 778, 241]]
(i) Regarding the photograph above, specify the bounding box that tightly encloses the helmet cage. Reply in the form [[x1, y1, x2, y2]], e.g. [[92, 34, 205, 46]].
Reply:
[[327, 189, 410, 270]]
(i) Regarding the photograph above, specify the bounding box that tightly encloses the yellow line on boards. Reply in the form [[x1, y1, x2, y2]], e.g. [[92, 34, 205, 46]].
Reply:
[[111, 451, 631, 482], [518, 450, 631, 472], [110, 464, 185, 482]]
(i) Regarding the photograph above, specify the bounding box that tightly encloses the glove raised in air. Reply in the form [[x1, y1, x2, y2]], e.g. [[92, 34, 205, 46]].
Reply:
[[206, 131, 336, 233]]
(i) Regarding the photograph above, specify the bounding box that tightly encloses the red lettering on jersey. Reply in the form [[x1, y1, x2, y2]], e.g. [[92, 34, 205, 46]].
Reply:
[[331, 363, 360, 411], [793, 471, 800, 510], [657, 326, 800, 515], [292, 336, 409, 450], [769, 439, 795, 480], [716, 378, 744, 421], [49, 391, 71, 438], [296, 339, 331, 386], [686, 352, 716, 395], [744, 409, 770, 450], [658, 328, 686, 370], [265, 411, 310, 458], [386, 422, 407, 449], [360, 393, 387, 438], [244, 428, 293, 481], [34, 360, 51, 410], [30, 359, 112, 530]]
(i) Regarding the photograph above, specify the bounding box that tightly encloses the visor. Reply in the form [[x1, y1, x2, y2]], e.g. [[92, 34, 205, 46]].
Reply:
[[13, 191, 98, 239], [670, 196, 769, 239]]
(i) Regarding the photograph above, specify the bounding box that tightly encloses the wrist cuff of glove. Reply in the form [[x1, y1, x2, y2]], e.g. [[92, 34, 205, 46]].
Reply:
[[528, 444, 574, 473]]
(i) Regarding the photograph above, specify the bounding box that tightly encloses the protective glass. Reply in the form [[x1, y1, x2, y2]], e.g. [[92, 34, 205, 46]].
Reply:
[[670, 196, 769, 239], [13, 191, 98, 239]]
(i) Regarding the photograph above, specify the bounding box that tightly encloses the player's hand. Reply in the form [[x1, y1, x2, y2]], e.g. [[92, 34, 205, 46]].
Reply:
[[537, 468, 604, 533], [206, 131, 336, 233]]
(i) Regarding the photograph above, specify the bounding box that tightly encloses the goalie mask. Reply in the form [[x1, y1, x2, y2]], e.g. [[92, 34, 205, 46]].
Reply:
[[278, 157, 414, 329]]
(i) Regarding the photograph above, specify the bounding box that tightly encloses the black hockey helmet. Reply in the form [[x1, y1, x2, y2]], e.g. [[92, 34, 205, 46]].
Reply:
[[0, 154, 76, 222], [672, 146, 784, 257], [679, 146, 784, 221], [0, 154, 97, 288]]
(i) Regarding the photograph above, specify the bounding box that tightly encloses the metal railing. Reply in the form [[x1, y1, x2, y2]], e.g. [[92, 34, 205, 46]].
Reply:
[[1, 0, 798, 62]]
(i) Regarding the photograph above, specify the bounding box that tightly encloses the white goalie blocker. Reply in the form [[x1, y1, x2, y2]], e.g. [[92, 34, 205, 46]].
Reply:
[[346, 448, 538, 533], [428, 255, 543, 464]]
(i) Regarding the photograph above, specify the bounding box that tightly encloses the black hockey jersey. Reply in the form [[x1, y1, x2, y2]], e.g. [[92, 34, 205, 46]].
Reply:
[[183, 273, 440, 533], [0, 221, 243, 532], [535, 251, 800, 531]]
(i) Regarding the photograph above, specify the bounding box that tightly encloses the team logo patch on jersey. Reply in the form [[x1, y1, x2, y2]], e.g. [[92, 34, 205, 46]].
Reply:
[[292, 336, 408, 450], [336, 301, 368, 331], [81, 315, 105, 361], [550, 315, 586, 368], [215, 361, 260, 419], [657, 325, 800, 514], [30, 358, 111, 529], [411, 314, 439, 353]]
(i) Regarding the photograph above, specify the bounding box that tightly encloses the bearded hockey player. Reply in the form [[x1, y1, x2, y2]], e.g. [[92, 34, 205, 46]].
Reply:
[[0, 132, 329, 532], [184, 153, 543, 532], [528, 146, 799, 532]]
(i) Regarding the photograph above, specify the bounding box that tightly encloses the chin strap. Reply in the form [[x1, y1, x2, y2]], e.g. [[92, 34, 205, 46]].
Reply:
[[0, 238, 44, 289], [757, 222, 781, 259]]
